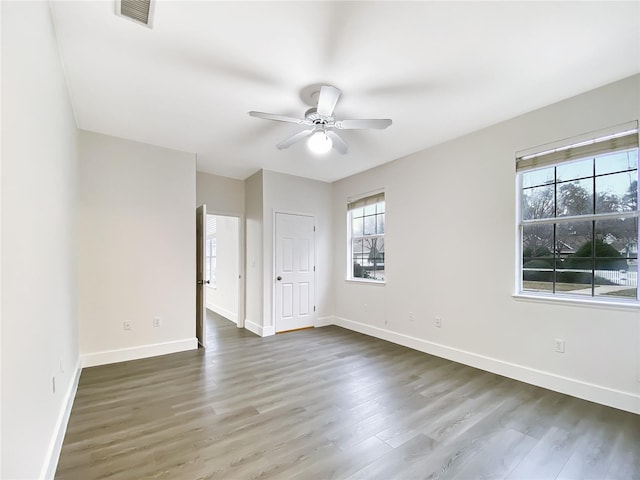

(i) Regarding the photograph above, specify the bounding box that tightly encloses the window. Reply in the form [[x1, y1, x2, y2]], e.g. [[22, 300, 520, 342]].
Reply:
[[517, 124, 639, 302], [348, 192, 385, 281], [206, 237, 216, 287], [205, 215, 217, 287]]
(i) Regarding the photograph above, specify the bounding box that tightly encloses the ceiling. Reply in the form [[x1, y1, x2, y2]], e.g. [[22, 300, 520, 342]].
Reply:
[[49, 1, 640, 183]]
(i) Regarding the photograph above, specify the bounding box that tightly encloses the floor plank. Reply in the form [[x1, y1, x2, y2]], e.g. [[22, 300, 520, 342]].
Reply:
[[56, 311, 640, 479]]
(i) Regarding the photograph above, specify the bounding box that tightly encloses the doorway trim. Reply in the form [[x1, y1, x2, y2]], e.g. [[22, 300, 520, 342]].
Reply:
[[272, 209, 316, 333]]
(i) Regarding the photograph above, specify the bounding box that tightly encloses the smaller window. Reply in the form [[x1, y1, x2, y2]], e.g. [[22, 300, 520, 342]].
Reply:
[[348, 192, 385, 282], [206, 237, 216, 287]]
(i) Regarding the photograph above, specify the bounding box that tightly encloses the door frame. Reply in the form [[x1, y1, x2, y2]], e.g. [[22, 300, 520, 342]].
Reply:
[[272, 209, 316, 333], [204, 208, 246, 329]]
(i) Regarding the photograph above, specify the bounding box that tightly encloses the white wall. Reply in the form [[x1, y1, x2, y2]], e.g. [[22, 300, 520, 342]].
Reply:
[[78, 130, 197, 366], [196, 171, 244, 216], [262, 170, 333, 333], [206, 215, 240, 323], [331, 75, 640, 413], [1, 2, 80, 478], [244, 170, 263, 334]]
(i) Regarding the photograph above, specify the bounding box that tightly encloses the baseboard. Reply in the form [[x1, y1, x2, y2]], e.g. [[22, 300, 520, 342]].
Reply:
[[244, 320, 275, 337], [80, 338, 198, 368], [314, 316, 333, 328], [329, 316, 640, 414], [263, 325, 275, 336], [41, 361, 81, 480], [206, 304, 238, 324]]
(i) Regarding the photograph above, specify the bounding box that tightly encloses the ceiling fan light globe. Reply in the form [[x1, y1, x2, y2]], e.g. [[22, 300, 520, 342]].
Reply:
[[307, 131, 332, 154]]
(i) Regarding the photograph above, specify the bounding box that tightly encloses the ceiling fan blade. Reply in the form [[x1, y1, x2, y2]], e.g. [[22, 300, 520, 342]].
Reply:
[[249, 111, 311, 125], [316, 85, 341, 116], [335, 119, 392, 130], [276, 129, 315, 150], [326, 131, 348, 154]]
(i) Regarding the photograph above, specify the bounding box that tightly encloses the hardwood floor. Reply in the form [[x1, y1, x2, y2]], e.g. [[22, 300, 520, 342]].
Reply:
[[56, 312, 640, 479]]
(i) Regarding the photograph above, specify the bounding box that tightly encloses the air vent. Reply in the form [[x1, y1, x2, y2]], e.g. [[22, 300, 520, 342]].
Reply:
[[115, 0, 154, 28]]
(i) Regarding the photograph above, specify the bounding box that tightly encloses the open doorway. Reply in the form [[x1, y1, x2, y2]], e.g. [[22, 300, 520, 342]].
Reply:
[[202, 212, 243, 347]]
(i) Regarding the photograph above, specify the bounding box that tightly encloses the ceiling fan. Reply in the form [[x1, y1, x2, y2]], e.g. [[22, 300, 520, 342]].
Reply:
[[248, 85, 392, 155]]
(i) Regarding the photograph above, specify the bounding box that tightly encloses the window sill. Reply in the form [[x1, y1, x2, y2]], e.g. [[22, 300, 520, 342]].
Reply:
[[345, 279, 386, 285], [513, 292, 639, 311]]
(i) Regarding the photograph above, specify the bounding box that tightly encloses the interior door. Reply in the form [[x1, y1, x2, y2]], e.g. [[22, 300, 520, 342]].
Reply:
[[196, 204, 207, 347], [275, 213, 315, 333]]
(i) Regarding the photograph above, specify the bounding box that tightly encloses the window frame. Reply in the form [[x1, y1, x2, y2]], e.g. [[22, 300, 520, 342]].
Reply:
[[516, 125, 639, 306], [347, 191, 386, 283]]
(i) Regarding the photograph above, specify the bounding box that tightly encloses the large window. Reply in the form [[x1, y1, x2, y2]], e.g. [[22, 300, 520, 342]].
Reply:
[[348, 192, 385, 282], [517, 125, 639, 302]]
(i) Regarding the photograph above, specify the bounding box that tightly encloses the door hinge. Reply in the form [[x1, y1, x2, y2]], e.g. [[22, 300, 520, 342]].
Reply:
[[313, 266, 316, 272], [313, 226, 316, 232], [314, 306, 316, 312]]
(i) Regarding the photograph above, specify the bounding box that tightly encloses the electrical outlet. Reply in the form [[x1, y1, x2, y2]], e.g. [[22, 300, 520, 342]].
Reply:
[[409, 312, 414, 322], [123, 321, 132, 330], [435, 317, 442, 328], [554, 338, 565, 353], [153, 316, 161, 327]]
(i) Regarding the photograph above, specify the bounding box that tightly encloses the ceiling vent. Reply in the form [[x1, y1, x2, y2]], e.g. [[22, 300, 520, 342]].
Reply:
[[115, 0, 154, 28]]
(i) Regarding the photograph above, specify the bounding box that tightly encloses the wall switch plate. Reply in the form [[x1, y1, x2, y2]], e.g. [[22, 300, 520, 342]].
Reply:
[[409, 312, 414, 322], [153, 316, 161, 327], [554, 338, 565, 353], [435, 317, 442, 328], [123, 321, 132, 330]]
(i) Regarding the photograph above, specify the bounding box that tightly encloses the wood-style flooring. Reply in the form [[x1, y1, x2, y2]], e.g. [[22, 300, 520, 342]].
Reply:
[[56, 311, 640, 479]]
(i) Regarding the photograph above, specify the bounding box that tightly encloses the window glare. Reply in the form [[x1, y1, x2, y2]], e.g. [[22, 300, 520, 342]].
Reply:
[[595, 149, 638, 175], [522, 167, 554, 189]]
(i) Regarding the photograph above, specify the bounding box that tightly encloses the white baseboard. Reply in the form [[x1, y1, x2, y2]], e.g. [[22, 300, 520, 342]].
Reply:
[[80, 338, 198, 368], [314, 316, 333, 328], [42, 361, 81, 480], [206, 304, 238, 324], [244, 320, 275, 337], [263, 325, 275, 336], [329, 316, 640, 415]]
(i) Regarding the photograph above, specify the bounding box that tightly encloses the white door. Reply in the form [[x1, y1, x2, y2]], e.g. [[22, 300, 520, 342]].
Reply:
[[275, 213, 315, 333]]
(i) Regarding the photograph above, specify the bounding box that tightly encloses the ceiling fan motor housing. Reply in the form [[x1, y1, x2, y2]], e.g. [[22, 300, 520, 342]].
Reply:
[[304, 108, 333, 126]]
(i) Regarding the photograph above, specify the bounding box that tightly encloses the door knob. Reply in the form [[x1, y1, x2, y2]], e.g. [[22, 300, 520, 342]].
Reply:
[[277, 276, 282, 281]]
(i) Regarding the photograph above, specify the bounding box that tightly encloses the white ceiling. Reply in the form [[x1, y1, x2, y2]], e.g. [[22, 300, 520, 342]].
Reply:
[[50, 1, 640, 182]]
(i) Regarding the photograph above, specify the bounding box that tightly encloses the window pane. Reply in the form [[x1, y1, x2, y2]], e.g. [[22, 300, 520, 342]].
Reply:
[[594, 218, 637, 265], [522, 185, 554, 220], [556, 158, 593, 182], [377, 214, 385, 234], [522, 167, 554, 189], [556, 179, 593, 217], [352, 216, 363, 236], [522, 224, 554, 292], [522, 224, 554, 262], [377, 201, 385, 214], [556, 221, 593, 295], [364, 215, 376, 235], [352, 238, 363, 255], [595, 149, 638, 175], [364, 204, 376, 216], [351, 207, 364, 218], [595, 171, 638, 213]]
